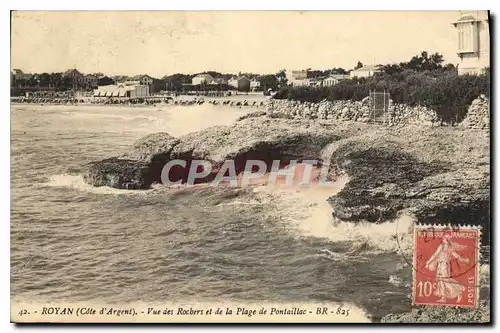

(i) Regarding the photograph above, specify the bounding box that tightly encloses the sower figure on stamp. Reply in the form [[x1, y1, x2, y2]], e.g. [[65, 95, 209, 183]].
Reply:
[[424, 233, 470, 303]]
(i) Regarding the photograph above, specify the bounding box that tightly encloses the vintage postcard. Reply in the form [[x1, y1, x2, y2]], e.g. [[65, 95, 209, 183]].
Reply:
[[10, 10, 491, 324]]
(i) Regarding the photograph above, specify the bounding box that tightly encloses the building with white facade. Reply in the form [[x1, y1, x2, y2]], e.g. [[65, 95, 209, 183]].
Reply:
[[452, 10, 490, 75], [94, 83, 149, 98], [286, 70, 308, 82], [250, 79, 261, 91], [210, 77, 228, 85], [349, 65, 381, 79], [322, 74, 349, 87], [192, 74, 214, 85]]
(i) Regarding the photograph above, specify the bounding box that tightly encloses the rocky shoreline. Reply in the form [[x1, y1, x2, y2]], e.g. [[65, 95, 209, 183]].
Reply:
[[82, 109, 490, 323], [83, 111, 490, 236]]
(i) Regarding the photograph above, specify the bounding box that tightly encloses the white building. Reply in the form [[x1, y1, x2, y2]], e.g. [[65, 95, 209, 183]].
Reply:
[[250, 79, 261, 91], [129, 75, 154, 86], [290, 78, 311, 87], [452, 10, 490, 75], [192, 74, 214, 85], [209, 77, 228, 85], [94, 84, 149, 98], [349, 65, 382, 78], [286, 70, 308, 82], [322, 74, 349, 87]]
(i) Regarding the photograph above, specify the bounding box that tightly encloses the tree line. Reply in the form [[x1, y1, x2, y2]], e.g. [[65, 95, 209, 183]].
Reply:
[[273, 51, 490, 124], [11, 72, 115, 90]]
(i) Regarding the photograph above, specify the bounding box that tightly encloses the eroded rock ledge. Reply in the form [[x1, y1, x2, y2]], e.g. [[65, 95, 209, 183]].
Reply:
[[83, 115, 340, 190], [83, 112, 490, 236]]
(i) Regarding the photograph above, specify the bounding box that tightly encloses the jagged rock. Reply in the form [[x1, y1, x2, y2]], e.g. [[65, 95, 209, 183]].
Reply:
[[83, 158, 153, 190], [121, 132, 180, 162], [326, 127, 490, 242], [83, 117, 341, 189], [83, 133, 181, 189], [170, 117, 339, 172]]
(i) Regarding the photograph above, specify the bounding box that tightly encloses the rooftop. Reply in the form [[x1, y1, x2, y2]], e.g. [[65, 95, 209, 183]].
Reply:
[[352, 65, 382, 71]]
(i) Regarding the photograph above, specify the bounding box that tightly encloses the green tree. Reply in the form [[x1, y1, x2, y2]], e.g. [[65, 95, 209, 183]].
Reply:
[[276, 69, 288, 87], [164, 73, 194, 91], [98, 76, 115, 86], [258, 75, 278, 90]]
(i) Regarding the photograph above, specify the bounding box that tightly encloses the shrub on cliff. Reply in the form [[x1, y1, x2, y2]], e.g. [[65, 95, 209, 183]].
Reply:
[[418, 72, 490, 123]]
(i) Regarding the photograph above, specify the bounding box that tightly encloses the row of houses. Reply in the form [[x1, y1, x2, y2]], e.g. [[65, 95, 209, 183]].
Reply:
[[286, 65, 382, 88], [11, 66, 381, 96], [63, 70, 164, 91], [62, 69, 99, 89], [11, 68, 101, 89], [288, 74, 349, 87], [191, 74, 258, 91], [11, 12, 491, 96]]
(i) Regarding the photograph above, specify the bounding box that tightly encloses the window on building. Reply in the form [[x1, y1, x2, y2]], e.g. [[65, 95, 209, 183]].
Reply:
[[458, 25, 464, 50], [457, 22, 478, 53]]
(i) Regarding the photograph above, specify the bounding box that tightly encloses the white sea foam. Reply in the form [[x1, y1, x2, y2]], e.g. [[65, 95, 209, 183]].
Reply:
[[43, 174, 150, 195], [252, 174, 416, 254]]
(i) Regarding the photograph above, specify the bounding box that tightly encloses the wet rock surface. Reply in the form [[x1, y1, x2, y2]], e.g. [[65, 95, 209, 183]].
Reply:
[[83, 157, 154, 190], [170, 117, 338, 171]]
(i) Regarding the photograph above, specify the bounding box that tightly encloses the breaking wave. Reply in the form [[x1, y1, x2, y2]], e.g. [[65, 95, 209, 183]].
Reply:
[[251, 174, 415, 254], [43, 174, 150, 195]]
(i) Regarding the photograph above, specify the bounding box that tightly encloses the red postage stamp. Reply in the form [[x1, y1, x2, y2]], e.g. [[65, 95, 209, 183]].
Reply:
[[412, 225, 481, 308]]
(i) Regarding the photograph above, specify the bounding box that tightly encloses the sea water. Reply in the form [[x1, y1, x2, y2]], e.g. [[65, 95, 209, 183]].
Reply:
[[11, 103, 413, 321]]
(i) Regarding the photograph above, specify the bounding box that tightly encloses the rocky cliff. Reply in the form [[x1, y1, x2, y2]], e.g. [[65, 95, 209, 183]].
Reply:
[[83, 116, 340, 189], [83, 112, 489, 238], [326, 124, 490, 242]]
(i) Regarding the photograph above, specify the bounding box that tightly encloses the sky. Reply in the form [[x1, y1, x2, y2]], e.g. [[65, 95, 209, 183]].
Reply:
[[11, 11, 465, 77]]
